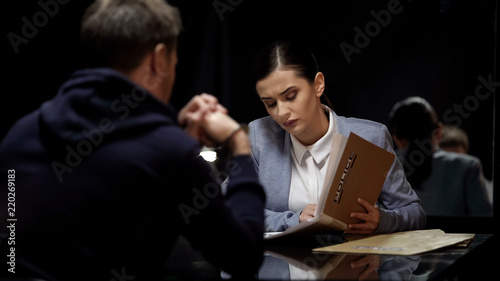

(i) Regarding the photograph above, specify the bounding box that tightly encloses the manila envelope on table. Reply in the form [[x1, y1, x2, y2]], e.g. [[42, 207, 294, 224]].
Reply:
[[313, 229, 475, 255]]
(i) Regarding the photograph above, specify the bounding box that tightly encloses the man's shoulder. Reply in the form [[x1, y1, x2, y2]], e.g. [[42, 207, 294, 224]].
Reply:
[[0, 109, 40, 149], [434, 149, 482, 167]]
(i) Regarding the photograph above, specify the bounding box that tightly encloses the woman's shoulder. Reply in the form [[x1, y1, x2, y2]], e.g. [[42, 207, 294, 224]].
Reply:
[[248, 116, 286, 137], [249, 114, 386, 134], [335, 114, 389, 142], [249, 116, 278, 129], [248, 116, 287, 151], [336, 115, 386, 132]]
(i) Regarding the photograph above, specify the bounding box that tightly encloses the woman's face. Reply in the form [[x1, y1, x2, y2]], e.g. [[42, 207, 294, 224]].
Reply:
[[256, 69, 325, 143]]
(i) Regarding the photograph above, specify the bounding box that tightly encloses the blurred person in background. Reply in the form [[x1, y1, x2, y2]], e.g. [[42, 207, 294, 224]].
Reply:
[[439, 124, 493, 205], [388, 96, 492, 217]]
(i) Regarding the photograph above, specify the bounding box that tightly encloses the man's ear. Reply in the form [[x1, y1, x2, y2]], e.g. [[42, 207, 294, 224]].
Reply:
[[149, 43, 168, 76], [314, 72, 325, 98]]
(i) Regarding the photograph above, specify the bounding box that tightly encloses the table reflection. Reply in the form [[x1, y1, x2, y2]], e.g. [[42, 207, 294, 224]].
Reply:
[[170, 234, 492, 281], [258, 246, 421, 281]]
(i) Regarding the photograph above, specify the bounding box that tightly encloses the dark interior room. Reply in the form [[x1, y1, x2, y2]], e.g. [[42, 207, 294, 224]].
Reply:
[[2, 0, 498, 280]]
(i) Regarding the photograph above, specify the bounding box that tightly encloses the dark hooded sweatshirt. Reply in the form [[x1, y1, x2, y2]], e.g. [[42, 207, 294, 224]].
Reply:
[[0, 68, 265, 280]]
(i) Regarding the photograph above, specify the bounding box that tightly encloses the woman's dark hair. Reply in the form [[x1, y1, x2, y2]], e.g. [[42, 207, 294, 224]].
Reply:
[[252, 40, 333, 109], [388, 97, 438, 189]]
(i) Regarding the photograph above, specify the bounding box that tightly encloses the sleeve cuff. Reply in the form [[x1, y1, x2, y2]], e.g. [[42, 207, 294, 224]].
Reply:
[[375, 208, 392, 234]]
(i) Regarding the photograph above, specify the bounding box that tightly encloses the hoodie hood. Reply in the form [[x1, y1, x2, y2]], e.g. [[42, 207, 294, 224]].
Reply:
[[39, 68, 177, 149]]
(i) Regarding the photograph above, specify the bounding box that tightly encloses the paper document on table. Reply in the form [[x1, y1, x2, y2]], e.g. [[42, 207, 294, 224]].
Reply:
[[312, 229, 475, 255]]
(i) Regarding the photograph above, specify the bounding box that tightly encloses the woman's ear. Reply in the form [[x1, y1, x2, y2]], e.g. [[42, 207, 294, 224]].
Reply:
[[314, 72, 325, 98]]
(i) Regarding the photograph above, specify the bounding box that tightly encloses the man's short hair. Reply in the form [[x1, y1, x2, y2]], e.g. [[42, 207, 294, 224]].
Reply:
[[80, 0, 182, 71], [440, 124, 470, 153]]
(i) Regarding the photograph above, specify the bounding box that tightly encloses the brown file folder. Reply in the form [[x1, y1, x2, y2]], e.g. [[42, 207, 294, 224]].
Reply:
[[265, 132, 395, 240]]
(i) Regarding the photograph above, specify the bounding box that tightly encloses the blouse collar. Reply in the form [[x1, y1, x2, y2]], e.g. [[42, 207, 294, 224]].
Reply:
[[290, 105, 337, 165]]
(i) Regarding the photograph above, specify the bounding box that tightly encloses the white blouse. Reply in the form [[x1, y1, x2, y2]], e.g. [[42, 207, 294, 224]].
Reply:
[[288, 106, 337, 212]]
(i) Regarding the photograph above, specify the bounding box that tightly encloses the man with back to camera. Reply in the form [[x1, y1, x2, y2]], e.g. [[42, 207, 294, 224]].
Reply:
[[0, 0, 265, 280]]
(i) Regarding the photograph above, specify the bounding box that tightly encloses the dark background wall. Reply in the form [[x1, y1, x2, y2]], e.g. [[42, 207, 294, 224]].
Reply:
[[3, 0, 497, 182]]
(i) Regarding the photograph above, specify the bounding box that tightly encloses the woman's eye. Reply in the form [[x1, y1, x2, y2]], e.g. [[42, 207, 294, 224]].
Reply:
[[266, 102, 276, 108], [286, 92, 297, 101]]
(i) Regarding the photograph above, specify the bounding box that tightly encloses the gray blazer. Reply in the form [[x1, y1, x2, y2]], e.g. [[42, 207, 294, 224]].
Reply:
[[399, 149, 493, 217], [248, 112, 426, 233]]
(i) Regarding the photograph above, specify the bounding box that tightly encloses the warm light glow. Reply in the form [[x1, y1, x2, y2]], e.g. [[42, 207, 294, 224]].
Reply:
[[200, 150, 217, 162]]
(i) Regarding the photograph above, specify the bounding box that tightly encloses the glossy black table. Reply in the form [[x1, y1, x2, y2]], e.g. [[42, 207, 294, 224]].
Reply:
[[163, 233, 496, 280]]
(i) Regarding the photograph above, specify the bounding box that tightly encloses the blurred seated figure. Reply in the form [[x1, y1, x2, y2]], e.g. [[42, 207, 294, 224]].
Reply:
[[439, 124, 493, 205], [439, 124, 470, 154], [388, 97, 492, 217]]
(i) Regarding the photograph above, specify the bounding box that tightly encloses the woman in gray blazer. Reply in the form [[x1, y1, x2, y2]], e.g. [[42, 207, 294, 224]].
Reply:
[[248, 41, 426, 234]]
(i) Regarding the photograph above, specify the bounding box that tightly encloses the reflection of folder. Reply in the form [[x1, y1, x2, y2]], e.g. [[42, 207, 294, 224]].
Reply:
[[263, 247, 379, 280], [323, 254, 380, 281], [265, 132, 395, 240]]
